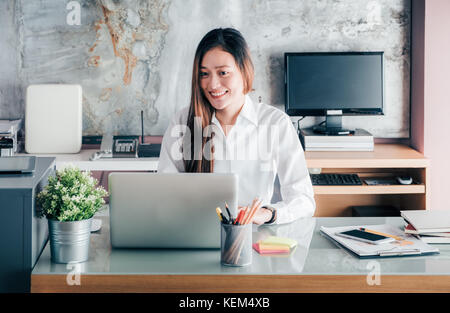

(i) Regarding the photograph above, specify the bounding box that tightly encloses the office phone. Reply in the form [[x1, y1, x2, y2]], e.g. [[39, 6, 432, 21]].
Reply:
[[90, 135, 138, 160], [90, 135, 160, 160]]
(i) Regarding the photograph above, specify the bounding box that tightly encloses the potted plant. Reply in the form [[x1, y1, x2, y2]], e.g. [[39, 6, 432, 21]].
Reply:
[[36, 166, 107, 263]]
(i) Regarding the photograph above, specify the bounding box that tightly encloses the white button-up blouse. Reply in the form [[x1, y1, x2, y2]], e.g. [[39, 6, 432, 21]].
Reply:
[[157, 95, 316, 224]]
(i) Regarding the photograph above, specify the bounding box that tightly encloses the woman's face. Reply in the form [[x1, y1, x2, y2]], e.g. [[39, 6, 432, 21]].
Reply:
[[199, 47, 245, 113]]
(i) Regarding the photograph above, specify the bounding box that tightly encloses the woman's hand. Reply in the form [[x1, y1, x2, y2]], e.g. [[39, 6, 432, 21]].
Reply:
[[251, 207, 273, 225]]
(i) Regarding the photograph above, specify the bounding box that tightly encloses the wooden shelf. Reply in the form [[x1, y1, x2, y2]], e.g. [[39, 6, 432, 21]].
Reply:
[[313, 184, 426, 195], [305, 144, 430, 216], [306, 144, 430, 169]]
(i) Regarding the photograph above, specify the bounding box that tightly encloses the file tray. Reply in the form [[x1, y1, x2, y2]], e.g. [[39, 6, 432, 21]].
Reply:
[[0, 156, 36, 174]]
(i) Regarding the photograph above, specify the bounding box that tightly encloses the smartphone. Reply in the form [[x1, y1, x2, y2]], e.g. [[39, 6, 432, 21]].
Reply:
[[336, 229, 395, 245]]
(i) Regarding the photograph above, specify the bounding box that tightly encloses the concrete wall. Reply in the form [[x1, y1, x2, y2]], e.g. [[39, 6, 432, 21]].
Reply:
[[0, 0, 411, 137], [0, 1, 21, 118]]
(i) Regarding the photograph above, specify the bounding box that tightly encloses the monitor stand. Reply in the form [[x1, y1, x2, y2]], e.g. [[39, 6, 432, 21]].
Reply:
[[312, 115, 353, 136]]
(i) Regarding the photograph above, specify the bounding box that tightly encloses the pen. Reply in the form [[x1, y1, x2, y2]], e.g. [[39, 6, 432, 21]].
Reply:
[[216, 207, 223, 222], [225, 202, 233, 224], [216, 207, 229, 224], [359, 227, 402, 241]]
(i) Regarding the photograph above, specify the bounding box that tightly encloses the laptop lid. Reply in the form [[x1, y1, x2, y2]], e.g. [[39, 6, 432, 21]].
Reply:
[[109, 172, 238, 248]]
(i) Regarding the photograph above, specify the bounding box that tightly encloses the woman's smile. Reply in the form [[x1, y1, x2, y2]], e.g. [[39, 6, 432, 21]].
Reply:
[[209, 89, 229, 100]]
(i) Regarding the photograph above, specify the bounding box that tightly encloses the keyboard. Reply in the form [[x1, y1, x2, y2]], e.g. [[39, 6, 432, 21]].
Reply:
[[310, 173, 363, 186]]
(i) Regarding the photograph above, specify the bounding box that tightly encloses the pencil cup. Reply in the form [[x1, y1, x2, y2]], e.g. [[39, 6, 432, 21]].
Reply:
[[220, 223, 252, 267]]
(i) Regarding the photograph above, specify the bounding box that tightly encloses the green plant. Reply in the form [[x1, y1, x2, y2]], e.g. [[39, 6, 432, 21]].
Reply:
[[37, 166, 108, 222]]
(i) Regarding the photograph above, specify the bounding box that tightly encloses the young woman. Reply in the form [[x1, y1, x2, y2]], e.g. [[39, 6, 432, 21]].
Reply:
[[158, 28, 315, 224]]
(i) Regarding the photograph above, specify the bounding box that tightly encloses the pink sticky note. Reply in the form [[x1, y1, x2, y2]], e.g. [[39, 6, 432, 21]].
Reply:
[[253, 243, 290, 255]]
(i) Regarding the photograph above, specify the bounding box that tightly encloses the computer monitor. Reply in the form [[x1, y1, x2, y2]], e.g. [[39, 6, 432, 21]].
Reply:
[[285, 52, 384, 135]]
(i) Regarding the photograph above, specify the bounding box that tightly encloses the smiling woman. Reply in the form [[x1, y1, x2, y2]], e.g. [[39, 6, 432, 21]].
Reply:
[[157, 28, 316, 225], [186, 28, 255, 173]]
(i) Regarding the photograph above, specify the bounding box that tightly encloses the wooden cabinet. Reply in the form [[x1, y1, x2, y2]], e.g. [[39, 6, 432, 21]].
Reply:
[[305, 144, 430, 217]]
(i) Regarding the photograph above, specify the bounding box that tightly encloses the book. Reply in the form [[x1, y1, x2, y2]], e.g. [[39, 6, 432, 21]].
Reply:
[[320, 224, 439, 258], [300, 128, 373, 142], [299, 128, 374, 151], [401, 210, 450, 233], [417, 235, 450, 244], [404, 224, 450, 237], [305, 145, 374, 152], [305, 142, 374, 147]]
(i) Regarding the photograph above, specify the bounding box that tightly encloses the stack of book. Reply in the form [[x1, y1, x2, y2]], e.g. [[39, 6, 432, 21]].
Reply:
[[299, 128, 374, 151], [252, 236, 297, 255], [401, 210, 450, 244]]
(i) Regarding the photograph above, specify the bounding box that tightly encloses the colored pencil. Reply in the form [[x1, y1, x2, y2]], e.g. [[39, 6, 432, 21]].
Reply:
[[239, 207, 248, 224], [242, 199, 262, 225], [234, 210, 244, 225], [359, 227, 403, 241]]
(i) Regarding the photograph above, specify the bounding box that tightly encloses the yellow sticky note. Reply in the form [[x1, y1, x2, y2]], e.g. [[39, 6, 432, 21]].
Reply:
[[258, 243, 290, 252], [260, 236, 297, 248]]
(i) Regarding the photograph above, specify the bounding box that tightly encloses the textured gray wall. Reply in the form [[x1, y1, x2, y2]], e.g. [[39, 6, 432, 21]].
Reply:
[[0, 0, 411, 137], [0, 1, 22, 118]]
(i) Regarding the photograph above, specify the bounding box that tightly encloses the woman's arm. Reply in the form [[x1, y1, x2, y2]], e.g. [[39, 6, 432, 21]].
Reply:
[[157, 108, 188, 173], [266, 114, 316, 224]]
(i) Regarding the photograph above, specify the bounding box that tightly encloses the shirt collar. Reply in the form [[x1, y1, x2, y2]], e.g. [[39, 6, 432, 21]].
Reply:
[[211, 95, 258, 127]]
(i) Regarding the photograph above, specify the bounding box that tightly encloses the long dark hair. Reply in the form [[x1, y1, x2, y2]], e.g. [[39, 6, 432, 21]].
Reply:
[[183, 28, 254, 172]]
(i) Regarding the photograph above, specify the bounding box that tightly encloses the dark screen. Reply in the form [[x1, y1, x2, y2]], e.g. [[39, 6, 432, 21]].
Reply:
[[286, 53, 383, 113], [340, 229, 388, 241]]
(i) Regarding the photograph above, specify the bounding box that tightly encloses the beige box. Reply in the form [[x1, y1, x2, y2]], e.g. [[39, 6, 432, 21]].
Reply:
[[25, 84, 82, 154]]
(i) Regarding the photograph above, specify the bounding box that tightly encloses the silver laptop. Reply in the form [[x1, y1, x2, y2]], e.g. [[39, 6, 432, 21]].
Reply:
[[109, 172, 238, 248]]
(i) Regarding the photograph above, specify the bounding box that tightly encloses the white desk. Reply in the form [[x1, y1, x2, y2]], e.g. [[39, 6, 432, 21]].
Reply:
[[19, 149, 159, 171]]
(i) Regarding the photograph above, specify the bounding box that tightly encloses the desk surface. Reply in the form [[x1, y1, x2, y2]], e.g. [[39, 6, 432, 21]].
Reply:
[[19, 150, 158, 171], [31, 215, 450, 293]]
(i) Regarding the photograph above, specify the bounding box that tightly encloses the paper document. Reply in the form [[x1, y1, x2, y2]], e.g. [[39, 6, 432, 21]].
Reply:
[[320, 224, 439, 258]]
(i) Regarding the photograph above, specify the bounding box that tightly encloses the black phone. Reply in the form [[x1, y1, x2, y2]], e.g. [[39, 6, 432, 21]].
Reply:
[[336, 229, 395, 245], [112, 136, 138, 158]]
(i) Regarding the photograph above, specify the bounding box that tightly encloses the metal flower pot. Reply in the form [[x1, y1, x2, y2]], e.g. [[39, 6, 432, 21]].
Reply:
[[48, 218, 92, 264]]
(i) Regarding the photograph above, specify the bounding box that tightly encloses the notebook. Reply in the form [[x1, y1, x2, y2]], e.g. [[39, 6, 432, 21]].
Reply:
[[404, 224, 450, 237], [401, 210, 450, 233], [417, 235, 450, 244], [320, 224, 439, 258]]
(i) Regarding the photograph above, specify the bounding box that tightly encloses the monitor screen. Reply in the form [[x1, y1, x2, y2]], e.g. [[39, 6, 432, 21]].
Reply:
[[285, 52, 384, 116]]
